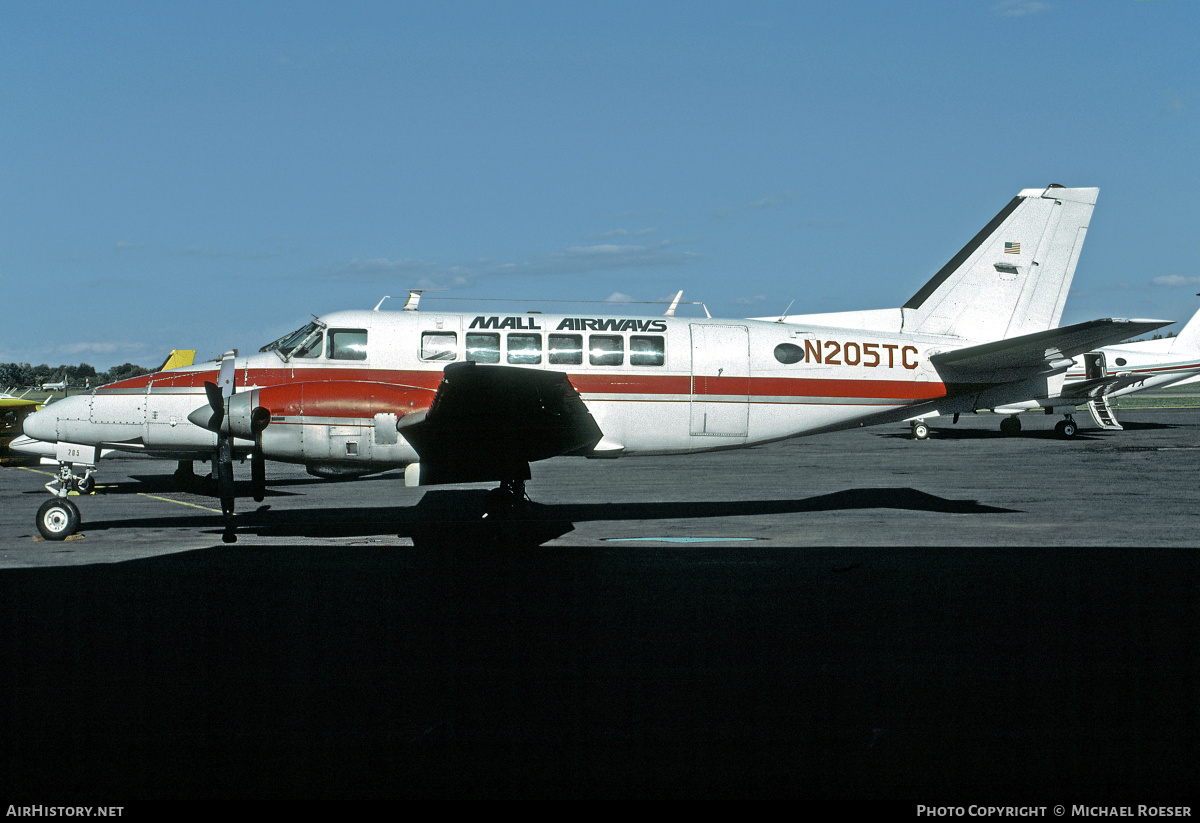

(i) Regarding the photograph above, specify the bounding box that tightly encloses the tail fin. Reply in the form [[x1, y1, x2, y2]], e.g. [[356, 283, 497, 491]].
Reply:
[[156, 350, 197, 371], [1168, 304, 1200, 352], [902, 185, 1097, 341]]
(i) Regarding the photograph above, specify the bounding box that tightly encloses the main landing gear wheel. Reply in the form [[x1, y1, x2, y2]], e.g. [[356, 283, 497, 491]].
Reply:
[[1000, 416, 1022, 436], [910, 421, 930, 440], [36, 498, 81, 541], [483, 479, 530, 521], [1054, 418, 1079, 439]]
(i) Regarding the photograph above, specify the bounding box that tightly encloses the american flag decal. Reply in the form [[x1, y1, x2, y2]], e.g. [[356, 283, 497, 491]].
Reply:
[[1004, 242, 1021, 254]]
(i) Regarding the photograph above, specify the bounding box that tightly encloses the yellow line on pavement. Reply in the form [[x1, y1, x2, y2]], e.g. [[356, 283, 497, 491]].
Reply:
[[137, 493, 223, 514], [12, 465, 222, 513]]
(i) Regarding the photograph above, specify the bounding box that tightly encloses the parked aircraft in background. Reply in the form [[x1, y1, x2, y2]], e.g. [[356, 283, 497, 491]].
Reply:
[[13, 185, 1171, 542], [1, 390, 42, 460], [156, 350, 197, 371], [981, 302, 1200, 436]]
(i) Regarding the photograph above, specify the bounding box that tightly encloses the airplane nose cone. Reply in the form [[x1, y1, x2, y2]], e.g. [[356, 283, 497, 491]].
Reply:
[[22, 406, 57, 442]]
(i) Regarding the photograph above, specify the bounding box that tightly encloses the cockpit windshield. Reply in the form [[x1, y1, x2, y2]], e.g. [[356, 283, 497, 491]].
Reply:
[[259, 320, 325, 361]]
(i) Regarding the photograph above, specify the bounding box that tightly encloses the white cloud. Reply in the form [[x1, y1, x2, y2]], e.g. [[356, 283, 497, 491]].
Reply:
[[734, 295, 767, 305], [992, 1, 1050, 17], [713, 192, 791, 220], [319, 236, 703, 293], [591, 228, 658, 240], [178, 245, 279, 260], [1152, 275, 1200, 287], [604, 292, 633, 303], [56, 341, 150, 357]]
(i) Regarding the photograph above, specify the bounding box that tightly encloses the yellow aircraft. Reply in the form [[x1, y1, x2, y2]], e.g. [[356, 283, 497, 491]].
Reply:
[[0, 389, 43, 461]]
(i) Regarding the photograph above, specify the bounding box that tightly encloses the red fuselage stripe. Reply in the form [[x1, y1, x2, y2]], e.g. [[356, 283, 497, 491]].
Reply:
[[101, 367, 948, 413]]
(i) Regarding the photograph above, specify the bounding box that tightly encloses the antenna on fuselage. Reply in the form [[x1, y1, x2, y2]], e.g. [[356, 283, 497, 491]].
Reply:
[[373, 296, 391, 311], [776, 299, 795, 323], [663, 291, 683, 317]]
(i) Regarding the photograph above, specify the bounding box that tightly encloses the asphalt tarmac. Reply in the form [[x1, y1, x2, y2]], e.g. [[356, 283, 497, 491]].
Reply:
[[0, 410, 1197, 807]]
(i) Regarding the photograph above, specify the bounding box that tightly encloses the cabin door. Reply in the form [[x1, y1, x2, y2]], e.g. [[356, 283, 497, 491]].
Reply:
[[689, 324, 750, 437]]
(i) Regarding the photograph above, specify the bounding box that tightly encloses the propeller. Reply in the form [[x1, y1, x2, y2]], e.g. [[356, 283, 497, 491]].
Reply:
[[187, 354, 272, 530], [209, 352, 238, 543]]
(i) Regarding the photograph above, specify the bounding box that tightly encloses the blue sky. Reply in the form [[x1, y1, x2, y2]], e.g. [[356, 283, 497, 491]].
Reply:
[[2, 1, 1198, 369]]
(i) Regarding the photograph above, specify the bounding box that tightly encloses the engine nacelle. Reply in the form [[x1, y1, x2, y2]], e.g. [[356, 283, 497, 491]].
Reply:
[[225, 392, 270, 440], [240, 381, 432, 465]]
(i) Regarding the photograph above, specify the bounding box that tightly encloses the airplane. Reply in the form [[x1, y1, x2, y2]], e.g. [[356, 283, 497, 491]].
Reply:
[[12, 184, 1173, 544], [892, 301, 1200, 439], [40, 376, 68, 392], [156, 350, 197, 371], [977, 301, 1200, 435], [1, 390, 43, 460]]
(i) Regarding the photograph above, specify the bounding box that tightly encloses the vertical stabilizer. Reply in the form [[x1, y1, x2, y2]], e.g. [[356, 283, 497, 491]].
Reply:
[[1168, 304, 1200, 352], [902, 186, 1098, 342]]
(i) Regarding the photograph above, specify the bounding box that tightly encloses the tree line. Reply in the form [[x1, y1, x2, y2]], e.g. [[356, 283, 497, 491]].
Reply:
[[0, 362, 152, 390]]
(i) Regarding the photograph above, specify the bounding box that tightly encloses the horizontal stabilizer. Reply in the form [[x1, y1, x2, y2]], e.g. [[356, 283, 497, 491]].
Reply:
[[932, 318, 1171, 381], [1056, 372, 1161, 401]]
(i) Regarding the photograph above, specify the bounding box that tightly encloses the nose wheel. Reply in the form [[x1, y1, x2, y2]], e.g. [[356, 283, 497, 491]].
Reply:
[[36, 498, 81, 541]]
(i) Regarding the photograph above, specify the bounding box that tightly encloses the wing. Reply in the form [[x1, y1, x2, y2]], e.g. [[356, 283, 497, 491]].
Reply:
[[397, 362, 604, 486], [931, 318, 1171, 383]]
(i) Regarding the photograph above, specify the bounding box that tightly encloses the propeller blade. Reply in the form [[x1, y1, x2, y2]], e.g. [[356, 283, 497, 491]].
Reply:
[[204, 380, 224, 419], [216, 431, 236, 543], [217, 351, 237, 398], [251, 441, 266, 503]]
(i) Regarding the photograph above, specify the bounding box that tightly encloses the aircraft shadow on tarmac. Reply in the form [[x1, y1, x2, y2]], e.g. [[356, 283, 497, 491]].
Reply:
[[882, 427, 1107, 441], [881, 419, 1185, 441], [13, 469, 409, 499], [81, 486, 1021, 547]]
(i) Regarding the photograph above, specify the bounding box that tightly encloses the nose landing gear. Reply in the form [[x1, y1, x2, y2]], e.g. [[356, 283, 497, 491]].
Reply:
[[35, 461, 97, 540]]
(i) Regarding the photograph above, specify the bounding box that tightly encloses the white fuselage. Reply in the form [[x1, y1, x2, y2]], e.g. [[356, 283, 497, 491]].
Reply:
[[20, 308, 994, 470]]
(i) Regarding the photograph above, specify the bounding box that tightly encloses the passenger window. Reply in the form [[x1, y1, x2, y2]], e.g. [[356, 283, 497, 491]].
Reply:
[[327, 329, 368, 361], [466, 332, 501, 363], [420, 332, 457, 361], [549, 334, 582, 365], [630, 335, 665, 367], [589, 335, 624, 366], [507, 333, 542, 365]]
